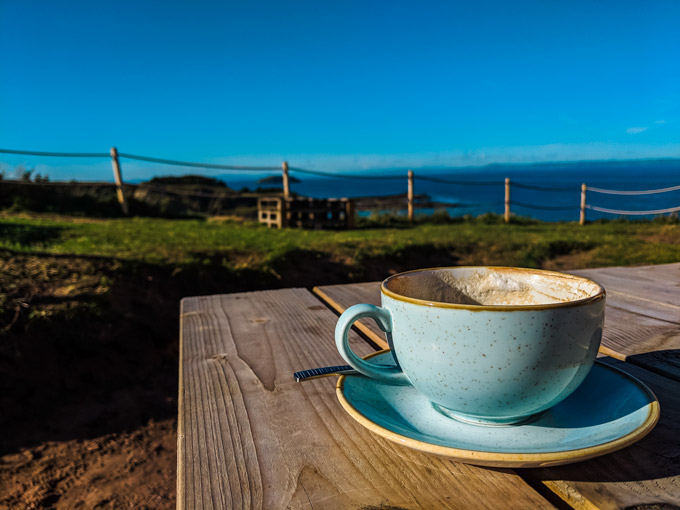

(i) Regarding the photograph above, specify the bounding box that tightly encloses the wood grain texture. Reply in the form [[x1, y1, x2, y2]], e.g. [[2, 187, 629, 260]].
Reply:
[[526, 357, 680, 510], [315, 273, 680, 509], [314, 264, 680, 380], [571, 264, 680, 321], [313, 283, 385, 348], [178, 288, 553, 509], [571, 264, 680, 381]]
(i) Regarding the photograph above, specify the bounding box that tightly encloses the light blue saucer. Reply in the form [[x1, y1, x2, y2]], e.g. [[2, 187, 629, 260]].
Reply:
[[336, 351, 660, 467]]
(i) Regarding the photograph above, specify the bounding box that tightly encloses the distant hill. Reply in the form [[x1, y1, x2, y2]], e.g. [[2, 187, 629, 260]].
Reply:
[[146, 175, 229, 188], [257, 175, 301, 185]]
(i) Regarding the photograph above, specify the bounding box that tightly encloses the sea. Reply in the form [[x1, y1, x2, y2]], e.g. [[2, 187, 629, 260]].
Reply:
[[223, 159, 680, 222]]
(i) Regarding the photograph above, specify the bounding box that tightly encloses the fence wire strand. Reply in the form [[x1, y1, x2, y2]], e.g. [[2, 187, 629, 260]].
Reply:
[[512, 182, 574, 192], [137, 184, 241, 198], [3, 146, 680, 219], [0, 148, 110, 158], [585, 204, 680, 215], [0, 180, 248, 199], [0, 180, 117, 187], [511, 200, 578, 211], [288, 166, 404, 180], [587, 184, 680, 195], [414, 175, 499, 186], [118, 152, 280, 171], [424, 200, 504, 208]]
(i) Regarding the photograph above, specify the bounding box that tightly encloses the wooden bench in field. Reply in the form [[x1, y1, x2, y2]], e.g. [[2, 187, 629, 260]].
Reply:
[[258, 196, 354, 229]]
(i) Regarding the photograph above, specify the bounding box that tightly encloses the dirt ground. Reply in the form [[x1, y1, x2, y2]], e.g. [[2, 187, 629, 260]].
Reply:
[[0, 243, 607, 509], [0, 248, 415, 510], [0, 253, 187, 510], [0, 420, 176, 510]]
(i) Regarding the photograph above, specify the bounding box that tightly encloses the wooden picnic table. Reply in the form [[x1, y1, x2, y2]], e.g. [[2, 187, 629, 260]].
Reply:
[[177, 263, 680, 509]]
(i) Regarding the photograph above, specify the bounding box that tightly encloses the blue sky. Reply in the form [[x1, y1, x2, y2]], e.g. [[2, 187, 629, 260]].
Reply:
[[1, 0, 679, 181]]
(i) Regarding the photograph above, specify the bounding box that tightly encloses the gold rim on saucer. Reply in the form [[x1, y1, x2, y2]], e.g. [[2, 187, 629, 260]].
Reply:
[[336, 350, 659, 468]]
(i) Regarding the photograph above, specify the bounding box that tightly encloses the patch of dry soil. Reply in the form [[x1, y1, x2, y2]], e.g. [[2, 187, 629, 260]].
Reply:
[[0, 420, 176, 510]]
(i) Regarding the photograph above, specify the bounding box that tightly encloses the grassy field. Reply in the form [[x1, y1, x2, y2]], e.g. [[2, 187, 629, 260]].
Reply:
[[1, 213, 679, 328], [0, 212, 678, 508], [3, 212, 680, 265]]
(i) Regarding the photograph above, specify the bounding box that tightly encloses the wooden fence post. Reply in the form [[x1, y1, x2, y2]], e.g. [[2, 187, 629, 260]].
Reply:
[[110, 147, 129, 215], [504, 177, 510, 223], [580, 183, 587, 225], [345, 199, 355, 229], [282, 161, 290, 199], [407, 170, 414, 223]]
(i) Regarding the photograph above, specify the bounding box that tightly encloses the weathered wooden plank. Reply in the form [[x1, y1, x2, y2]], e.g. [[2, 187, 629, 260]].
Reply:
[[596, 290, 679, 324], [314, 265, 680, 381], [571, 264, 680, 322], [525, 357, 680, 510], [575, 263, 680, 290], [178, 289, 553, 509], [315, 278, 680, 509], [313, 282, 386, 348], [613, 262, 680, 280], [597, 306, 680, 381], [570, 265, 680, 380], [313, 280, 680, 362]]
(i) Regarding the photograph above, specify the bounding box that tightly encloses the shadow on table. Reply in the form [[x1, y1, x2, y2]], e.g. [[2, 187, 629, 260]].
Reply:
[[517, 353, 680, 484], [626, 348, 680, 383]]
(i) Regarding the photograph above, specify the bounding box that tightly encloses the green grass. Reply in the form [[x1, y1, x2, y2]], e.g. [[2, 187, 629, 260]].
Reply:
[[1, 214, 679, 271], [1, 211, 677, 338], [0, 212, 677, 448]]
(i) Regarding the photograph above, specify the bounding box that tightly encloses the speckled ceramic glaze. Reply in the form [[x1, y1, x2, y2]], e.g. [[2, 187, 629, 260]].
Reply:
[[336, 351, 659, 467], [335, 267, 605, 425]]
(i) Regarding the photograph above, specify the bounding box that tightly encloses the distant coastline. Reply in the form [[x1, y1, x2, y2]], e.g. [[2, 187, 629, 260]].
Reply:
[[221, 158, 680, 222]]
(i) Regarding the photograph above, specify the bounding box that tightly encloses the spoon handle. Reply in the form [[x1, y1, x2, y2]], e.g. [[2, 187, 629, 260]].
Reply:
[[294, 365, 357, 382]]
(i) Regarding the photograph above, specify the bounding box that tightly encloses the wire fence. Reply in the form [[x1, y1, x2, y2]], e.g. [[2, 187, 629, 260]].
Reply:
[[413, 175, 499, 186], [509, 201, 577, 211], [510, 182, 574, 192], [118, 152, 281, 171], [586, 204, 680, 215], [1, 146, 679, 224], [0, 148, 111, 158], [289, 166, 404, 180], [587, 184, 680, 195]]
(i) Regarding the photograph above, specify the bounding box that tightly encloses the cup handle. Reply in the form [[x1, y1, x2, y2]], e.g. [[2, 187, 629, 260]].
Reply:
[[335, 304, 410, 385]]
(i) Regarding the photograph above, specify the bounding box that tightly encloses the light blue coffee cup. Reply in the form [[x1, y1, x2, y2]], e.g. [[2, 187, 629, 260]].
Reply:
[[335, 267, 605, 425]]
